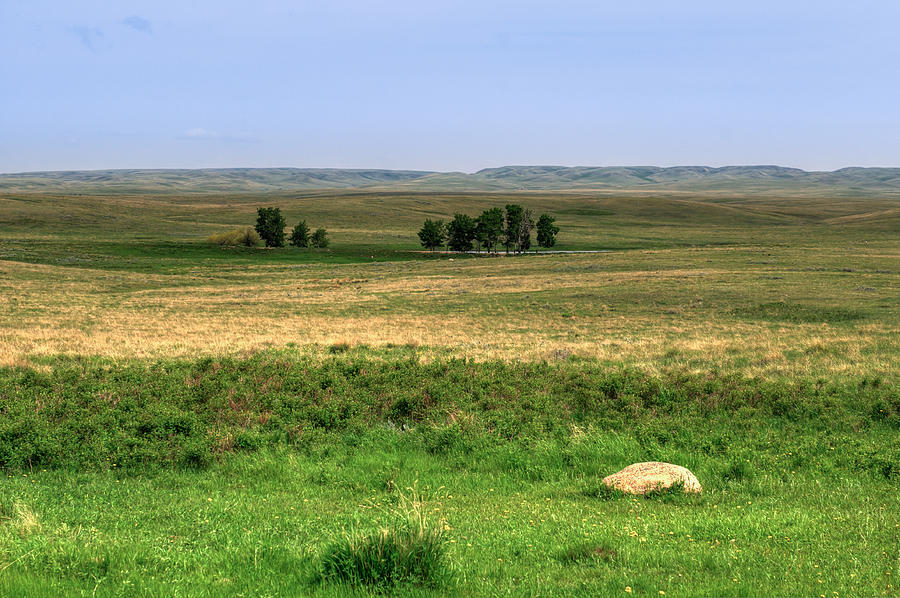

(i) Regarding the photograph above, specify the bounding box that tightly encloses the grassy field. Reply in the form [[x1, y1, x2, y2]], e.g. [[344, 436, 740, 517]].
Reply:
[[2, 189, 898, 376], [0, 187, 898, 596]]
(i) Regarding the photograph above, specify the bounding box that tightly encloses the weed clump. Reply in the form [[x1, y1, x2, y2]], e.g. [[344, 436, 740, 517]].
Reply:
[[0, 502, 42, 538], [556, 543, 617, 565], [722, 458, 754, 482], [328, 341, 351, 354], [318, 484, 448, 589]]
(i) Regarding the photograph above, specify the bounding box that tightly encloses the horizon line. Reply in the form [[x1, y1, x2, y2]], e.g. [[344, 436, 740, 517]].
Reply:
[[3, 164, 900, 177]]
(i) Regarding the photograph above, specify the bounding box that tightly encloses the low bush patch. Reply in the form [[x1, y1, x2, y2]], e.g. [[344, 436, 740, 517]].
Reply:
[[0, 349, 896, 471], [206, 228, 262, 247]]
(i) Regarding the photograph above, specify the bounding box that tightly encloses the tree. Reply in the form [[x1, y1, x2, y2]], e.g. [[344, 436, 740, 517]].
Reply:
[[475, 208, 503, 254], [310, 228, 329, 248], [418, 219, 445, 252], [446, 213, 477, 252], [255, 207, 286, 247], [536, 213, 559, 250], [517, 209, 535, 253], [289, 220, 310, 247], [503, 204, 523, 254]]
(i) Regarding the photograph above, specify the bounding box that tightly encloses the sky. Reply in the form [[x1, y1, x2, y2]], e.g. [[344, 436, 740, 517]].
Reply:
[[2, 0, 899, 173]]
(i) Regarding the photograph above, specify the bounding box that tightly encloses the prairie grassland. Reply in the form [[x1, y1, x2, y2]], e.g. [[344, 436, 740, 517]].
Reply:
[[0, 189, 898, 596], [1, 234, 897, 380]]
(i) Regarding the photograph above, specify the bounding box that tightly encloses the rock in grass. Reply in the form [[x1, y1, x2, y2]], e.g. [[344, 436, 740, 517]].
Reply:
[[602, 462, 701, 495]]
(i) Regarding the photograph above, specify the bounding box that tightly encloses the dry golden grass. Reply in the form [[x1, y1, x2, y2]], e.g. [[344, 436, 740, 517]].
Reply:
[[2, 241, 897, 380], [0, 503, 42, 539], [1, 188, 897, 378]]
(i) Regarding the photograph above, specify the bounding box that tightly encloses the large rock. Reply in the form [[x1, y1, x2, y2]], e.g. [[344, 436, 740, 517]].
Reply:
[[602, 462, 701, 495]]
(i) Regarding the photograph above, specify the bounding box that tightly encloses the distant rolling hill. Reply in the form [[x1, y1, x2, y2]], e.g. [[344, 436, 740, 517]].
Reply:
[[2, 165, 900, 195], [0, 168, 435, 194]]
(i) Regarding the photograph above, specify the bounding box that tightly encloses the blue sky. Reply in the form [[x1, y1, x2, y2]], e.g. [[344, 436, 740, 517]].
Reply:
[[2, 0, 899, 173]]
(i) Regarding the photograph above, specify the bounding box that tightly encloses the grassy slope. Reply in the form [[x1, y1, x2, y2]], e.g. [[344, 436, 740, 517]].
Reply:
[[0, 187, 898, 596], [1, 351, 898, 596]]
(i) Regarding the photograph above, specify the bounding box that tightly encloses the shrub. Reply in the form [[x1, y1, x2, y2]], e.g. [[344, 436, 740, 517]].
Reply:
[[318, 484, 448, 588], [206, 228, 261, 247], [177, 438, 213, 469], [311, 228, 329, 248]]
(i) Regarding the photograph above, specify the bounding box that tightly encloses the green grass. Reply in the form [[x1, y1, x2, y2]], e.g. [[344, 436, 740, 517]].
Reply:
[[733, 301, 867, 323], [0, 351, 898, 595], [1, 424, 898, 596], [316, 483, 448, 589]]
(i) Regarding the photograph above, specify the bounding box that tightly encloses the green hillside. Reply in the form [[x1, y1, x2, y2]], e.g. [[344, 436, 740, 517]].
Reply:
[[0, 168, 435, 194]]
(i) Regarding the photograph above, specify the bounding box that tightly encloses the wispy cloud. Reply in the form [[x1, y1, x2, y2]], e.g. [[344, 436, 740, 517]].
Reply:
[[70, 26, 104, 51], [185, 128, 217, 139], [122, 16, 152, 35]]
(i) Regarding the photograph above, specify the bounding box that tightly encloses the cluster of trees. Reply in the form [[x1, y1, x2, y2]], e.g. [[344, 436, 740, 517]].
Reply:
[[288, 219, 329, 248], [255, 207, 328, 248], [418, 205, 559, 253]]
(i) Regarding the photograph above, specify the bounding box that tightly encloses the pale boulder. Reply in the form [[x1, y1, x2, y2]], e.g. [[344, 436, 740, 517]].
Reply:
[[602, 462, 701, 495]]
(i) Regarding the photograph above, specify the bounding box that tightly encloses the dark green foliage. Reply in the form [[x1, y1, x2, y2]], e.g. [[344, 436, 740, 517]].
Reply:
[[0, 350, 897, 471], [503, 204, 523, 254], [536, 213, 560, 249], [418, 219, 445, 252], [518, 208, 534, 252], [254, 207, 286, 247], [500, 204, 534, 253], [446, 213, 477, 252], [475, 207, 504, 253], [289, 220, 310, 247], [311, 228, 329, 248]]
